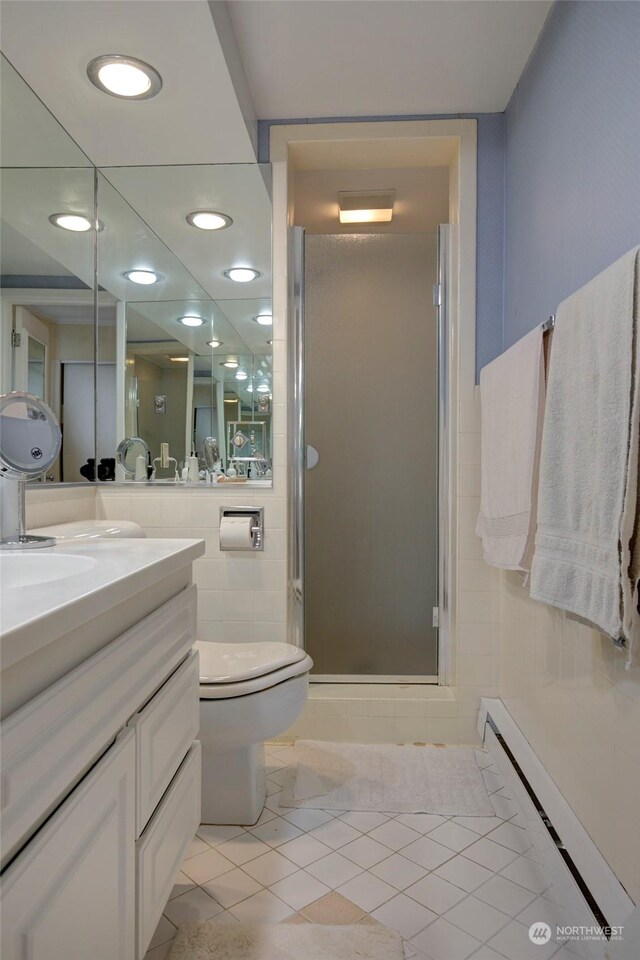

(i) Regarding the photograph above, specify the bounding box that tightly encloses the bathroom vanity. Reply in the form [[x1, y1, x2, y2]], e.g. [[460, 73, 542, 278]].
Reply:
[[0, 537, 205, 960]]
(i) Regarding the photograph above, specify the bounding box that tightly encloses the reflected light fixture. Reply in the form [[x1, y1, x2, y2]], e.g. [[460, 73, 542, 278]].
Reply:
[[235, 371, 248, 381], [169, 356, 189, 362], [224, 267, 261, 283], [246, 385, 253, 392], [255, 314, 272, 326], [49, 213, 101, 232], [338, 190, 395, 224], [207, 339, 222, 349], [256, 384, 270, 393], [124, 269, 161, 285], [186, 210, 232, 231], [222, 360, 239, 369], [87, 55, 162, 99], [178, 316, 204, 327]]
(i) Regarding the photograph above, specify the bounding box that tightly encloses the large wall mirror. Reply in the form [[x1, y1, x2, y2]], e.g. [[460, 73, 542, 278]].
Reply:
[[0, 53, 273, 487]]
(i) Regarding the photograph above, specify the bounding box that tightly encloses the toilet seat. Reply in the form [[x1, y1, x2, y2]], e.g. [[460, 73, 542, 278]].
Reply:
[[197, 641, 312, 699]]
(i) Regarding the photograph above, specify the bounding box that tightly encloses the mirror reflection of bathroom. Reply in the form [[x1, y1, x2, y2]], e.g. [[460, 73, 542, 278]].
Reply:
[[293, 159, 448, 680]]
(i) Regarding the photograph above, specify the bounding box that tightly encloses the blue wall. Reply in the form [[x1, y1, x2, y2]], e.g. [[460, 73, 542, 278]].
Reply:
[[503, 0, 640, 352], [258, 113, 505, 377]]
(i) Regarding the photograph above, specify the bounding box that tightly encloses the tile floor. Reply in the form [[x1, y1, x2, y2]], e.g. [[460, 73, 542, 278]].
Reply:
[[144, 745, 578, 960]]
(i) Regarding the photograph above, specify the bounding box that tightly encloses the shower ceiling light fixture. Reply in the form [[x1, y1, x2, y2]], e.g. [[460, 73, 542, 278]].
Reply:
[[235, 371, 248, 381], [222, 360, 239, 369], [207, 339, 223, 348], [124, 269, 161, 285], [224, 267, 261, 283], [87, 55, 162, 99], [338, 190, 395, 224], [49, 213, 102, 232], [254, 314, 272, 326], [178, 316, 204, 327], [186, 210, 232, 231]]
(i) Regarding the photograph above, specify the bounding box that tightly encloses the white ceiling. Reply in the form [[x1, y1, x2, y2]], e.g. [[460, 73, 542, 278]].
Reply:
[[229, 0, 552, 119], [0, 0, 257, 166]]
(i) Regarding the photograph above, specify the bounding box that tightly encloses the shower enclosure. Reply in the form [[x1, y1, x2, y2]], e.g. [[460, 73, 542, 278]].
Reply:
[[288, 226, 450, 681]]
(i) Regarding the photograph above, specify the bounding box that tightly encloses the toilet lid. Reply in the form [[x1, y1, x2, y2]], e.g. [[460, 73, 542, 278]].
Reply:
[[197, 641, 308, 684]]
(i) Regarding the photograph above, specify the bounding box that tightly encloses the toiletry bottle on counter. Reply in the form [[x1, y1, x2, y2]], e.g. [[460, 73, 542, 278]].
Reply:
[[187, 455, 200, 482], [134, 454, 146, 481]]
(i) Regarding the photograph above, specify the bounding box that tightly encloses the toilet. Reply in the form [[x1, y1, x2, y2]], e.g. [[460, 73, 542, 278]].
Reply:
[[197, 640, 312, 825]]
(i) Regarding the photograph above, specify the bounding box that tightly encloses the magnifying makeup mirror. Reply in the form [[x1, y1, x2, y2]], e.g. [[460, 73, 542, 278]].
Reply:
[[0, 391, 62, 549], [116, 436, 150, 478]]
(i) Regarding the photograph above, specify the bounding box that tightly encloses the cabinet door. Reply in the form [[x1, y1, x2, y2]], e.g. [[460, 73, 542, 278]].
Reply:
[[1, 730, 136, 960]]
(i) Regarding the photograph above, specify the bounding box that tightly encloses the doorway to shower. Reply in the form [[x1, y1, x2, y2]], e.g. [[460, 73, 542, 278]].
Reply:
[[303, 231, 440, 680]]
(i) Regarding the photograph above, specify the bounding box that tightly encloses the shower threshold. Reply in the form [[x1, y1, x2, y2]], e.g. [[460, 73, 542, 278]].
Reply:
[[311, 674, 438, 684]]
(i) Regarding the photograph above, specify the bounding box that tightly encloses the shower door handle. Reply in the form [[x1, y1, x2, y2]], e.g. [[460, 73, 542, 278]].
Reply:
[[306, 445, 319, 469]]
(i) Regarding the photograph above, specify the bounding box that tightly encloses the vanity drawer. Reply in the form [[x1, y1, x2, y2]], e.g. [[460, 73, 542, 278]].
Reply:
[[0, 584, 197, 867], [129, 649, 200, 834], [136, 740, 201, 960]]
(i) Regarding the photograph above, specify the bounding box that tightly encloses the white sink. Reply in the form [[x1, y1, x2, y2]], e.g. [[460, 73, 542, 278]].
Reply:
[[0, 553, 97, 589]]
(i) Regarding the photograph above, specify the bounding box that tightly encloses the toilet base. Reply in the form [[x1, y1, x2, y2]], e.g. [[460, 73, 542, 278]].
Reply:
[[200, 743, 267, 826]]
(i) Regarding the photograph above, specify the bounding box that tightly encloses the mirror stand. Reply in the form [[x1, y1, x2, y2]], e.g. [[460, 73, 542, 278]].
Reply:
[[0, 476, 55, 549]]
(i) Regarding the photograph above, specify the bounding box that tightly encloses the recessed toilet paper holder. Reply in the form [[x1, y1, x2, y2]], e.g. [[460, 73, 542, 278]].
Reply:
[[219, 506, 264, 551]]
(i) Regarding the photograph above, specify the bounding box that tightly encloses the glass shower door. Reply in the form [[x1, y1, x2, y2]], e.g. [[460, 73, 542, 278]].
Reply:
[[303, 233, 439, 679]]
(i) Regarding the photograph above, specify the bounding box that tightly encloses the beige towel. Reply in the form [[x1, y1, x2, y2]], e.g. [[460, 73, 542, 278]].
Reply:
[[530, 247, 640, 667], [476, 326, 545, 570]]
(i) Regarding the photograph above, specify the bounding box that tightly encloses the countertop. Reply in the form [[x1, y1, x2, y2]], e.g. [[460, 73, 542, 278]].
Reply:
[[0, 537, 205, 671]]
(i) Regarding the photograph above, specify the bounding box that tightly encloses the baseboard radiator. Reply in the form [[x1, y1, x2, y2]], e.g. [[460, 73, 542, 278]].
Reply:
[[478, 699, 636, 960]]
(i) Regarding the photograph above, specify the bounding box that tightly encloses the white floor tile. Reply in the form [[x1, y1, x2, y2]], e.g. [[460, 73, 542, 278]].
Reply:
[[305, 851, 364, 887], [264, 791, 293, 816], [308, 818, 362, 849], [482, 771, 505, 794], [405, 873, 468, 914], [217, 832, 271, 866], [463, 837, 519, 873], [516, 894, 566, 931], [340, 835, 394, 868], [283, 808, 335, 831], [402, 836, 457, 871], [487, 820, 533, 854], [339, 811, 390, 832], [200, 867, 262, 909], [411, 915, 481, 960], [368, 820, 422, 850], [185, 835, 209, 859], [468, 947, 508, 959], [241, 849, 299, 885], [147, 915, 176, 951], [499, 855, 550, 894], [372, 893, 437, 939], [277, 833, 333, 867], [474, 751, 493, 769], [228, 888, 295, 924], [490, 794, 519, 820], [451, 817, 505, 836], [247, 806, 278, 827], [143, 942, 173, 960], [180, 846, 236, 885], [428, 821, 480, 853], [249, 816, 303, 847], [268, 869, 331, 910], [474, 873, 537, 916], [434, 855, 495, 893], [444, 895, 511, 941], [168, 870, 196, 900], [488, 919, 558, 960], [369, 853, 428, 891], [196, 824, 245, 846], [395, 813, 447, 834], [336, 872, 398, 912], [163, 887, 223, 927]]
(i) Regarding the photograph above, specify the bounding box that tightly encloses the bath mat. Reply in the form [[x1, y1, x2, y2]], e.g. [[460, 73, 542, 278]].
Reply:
[[279, 741, 494, 816], [167, 920, 403, 960]]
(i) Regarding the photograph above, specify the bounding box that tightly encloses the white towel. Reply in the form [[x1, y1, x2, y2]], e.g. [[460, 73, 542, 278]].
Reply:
[[530, 247, 640, 667], [476, 326, 545, 571]]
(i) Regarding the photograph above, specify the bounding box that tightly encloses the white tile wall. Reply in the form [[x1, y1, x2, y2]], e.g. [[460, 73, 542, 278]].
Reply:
[[25, 484, 96, 529], [499, 569, 640, 904]]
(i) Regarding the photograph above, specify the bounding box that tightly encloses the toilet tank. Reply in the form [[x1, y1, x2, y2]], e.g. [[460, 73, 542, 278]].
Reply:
[[28, 520, 147, 540]]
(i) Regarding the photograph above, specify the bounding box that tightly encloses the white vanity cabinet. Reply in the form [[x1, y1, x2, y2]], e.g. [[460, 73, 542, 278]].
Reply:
[[0, 580, 202, 960]]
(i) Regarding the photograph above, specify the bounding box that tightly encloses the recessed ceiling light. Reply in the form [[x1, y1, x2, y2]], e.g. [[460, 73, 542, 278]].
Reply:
[[186, 210, 233, 231], [255, 314, 272, 326], [224, 267, 261, 283], [124, 269, 161, 285], [87, 55, 162, 99], [178, 316, 204, 327], [246, 385, 254, 392], [222, 360, 239, 369], [256, 384, 270, 393], [207, 339, 223, 349], [169, 356, 189, 362], [338, 190, 395, 224], [235, 371, 248, 381], [49, 213, 100, 232]]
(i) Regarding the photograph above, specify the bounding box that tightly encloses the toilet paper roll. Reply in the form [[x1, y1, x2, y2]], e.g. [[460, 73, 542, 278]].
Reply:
[[220, 515, 254, 550]]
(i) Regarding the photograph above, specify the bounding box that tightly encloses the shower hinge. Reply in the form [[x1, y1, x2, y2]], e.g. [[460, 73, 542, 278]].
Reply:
[[432, 606, 439, 628], [432, 284, 442, 306], [11, 330, 21, 348]]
